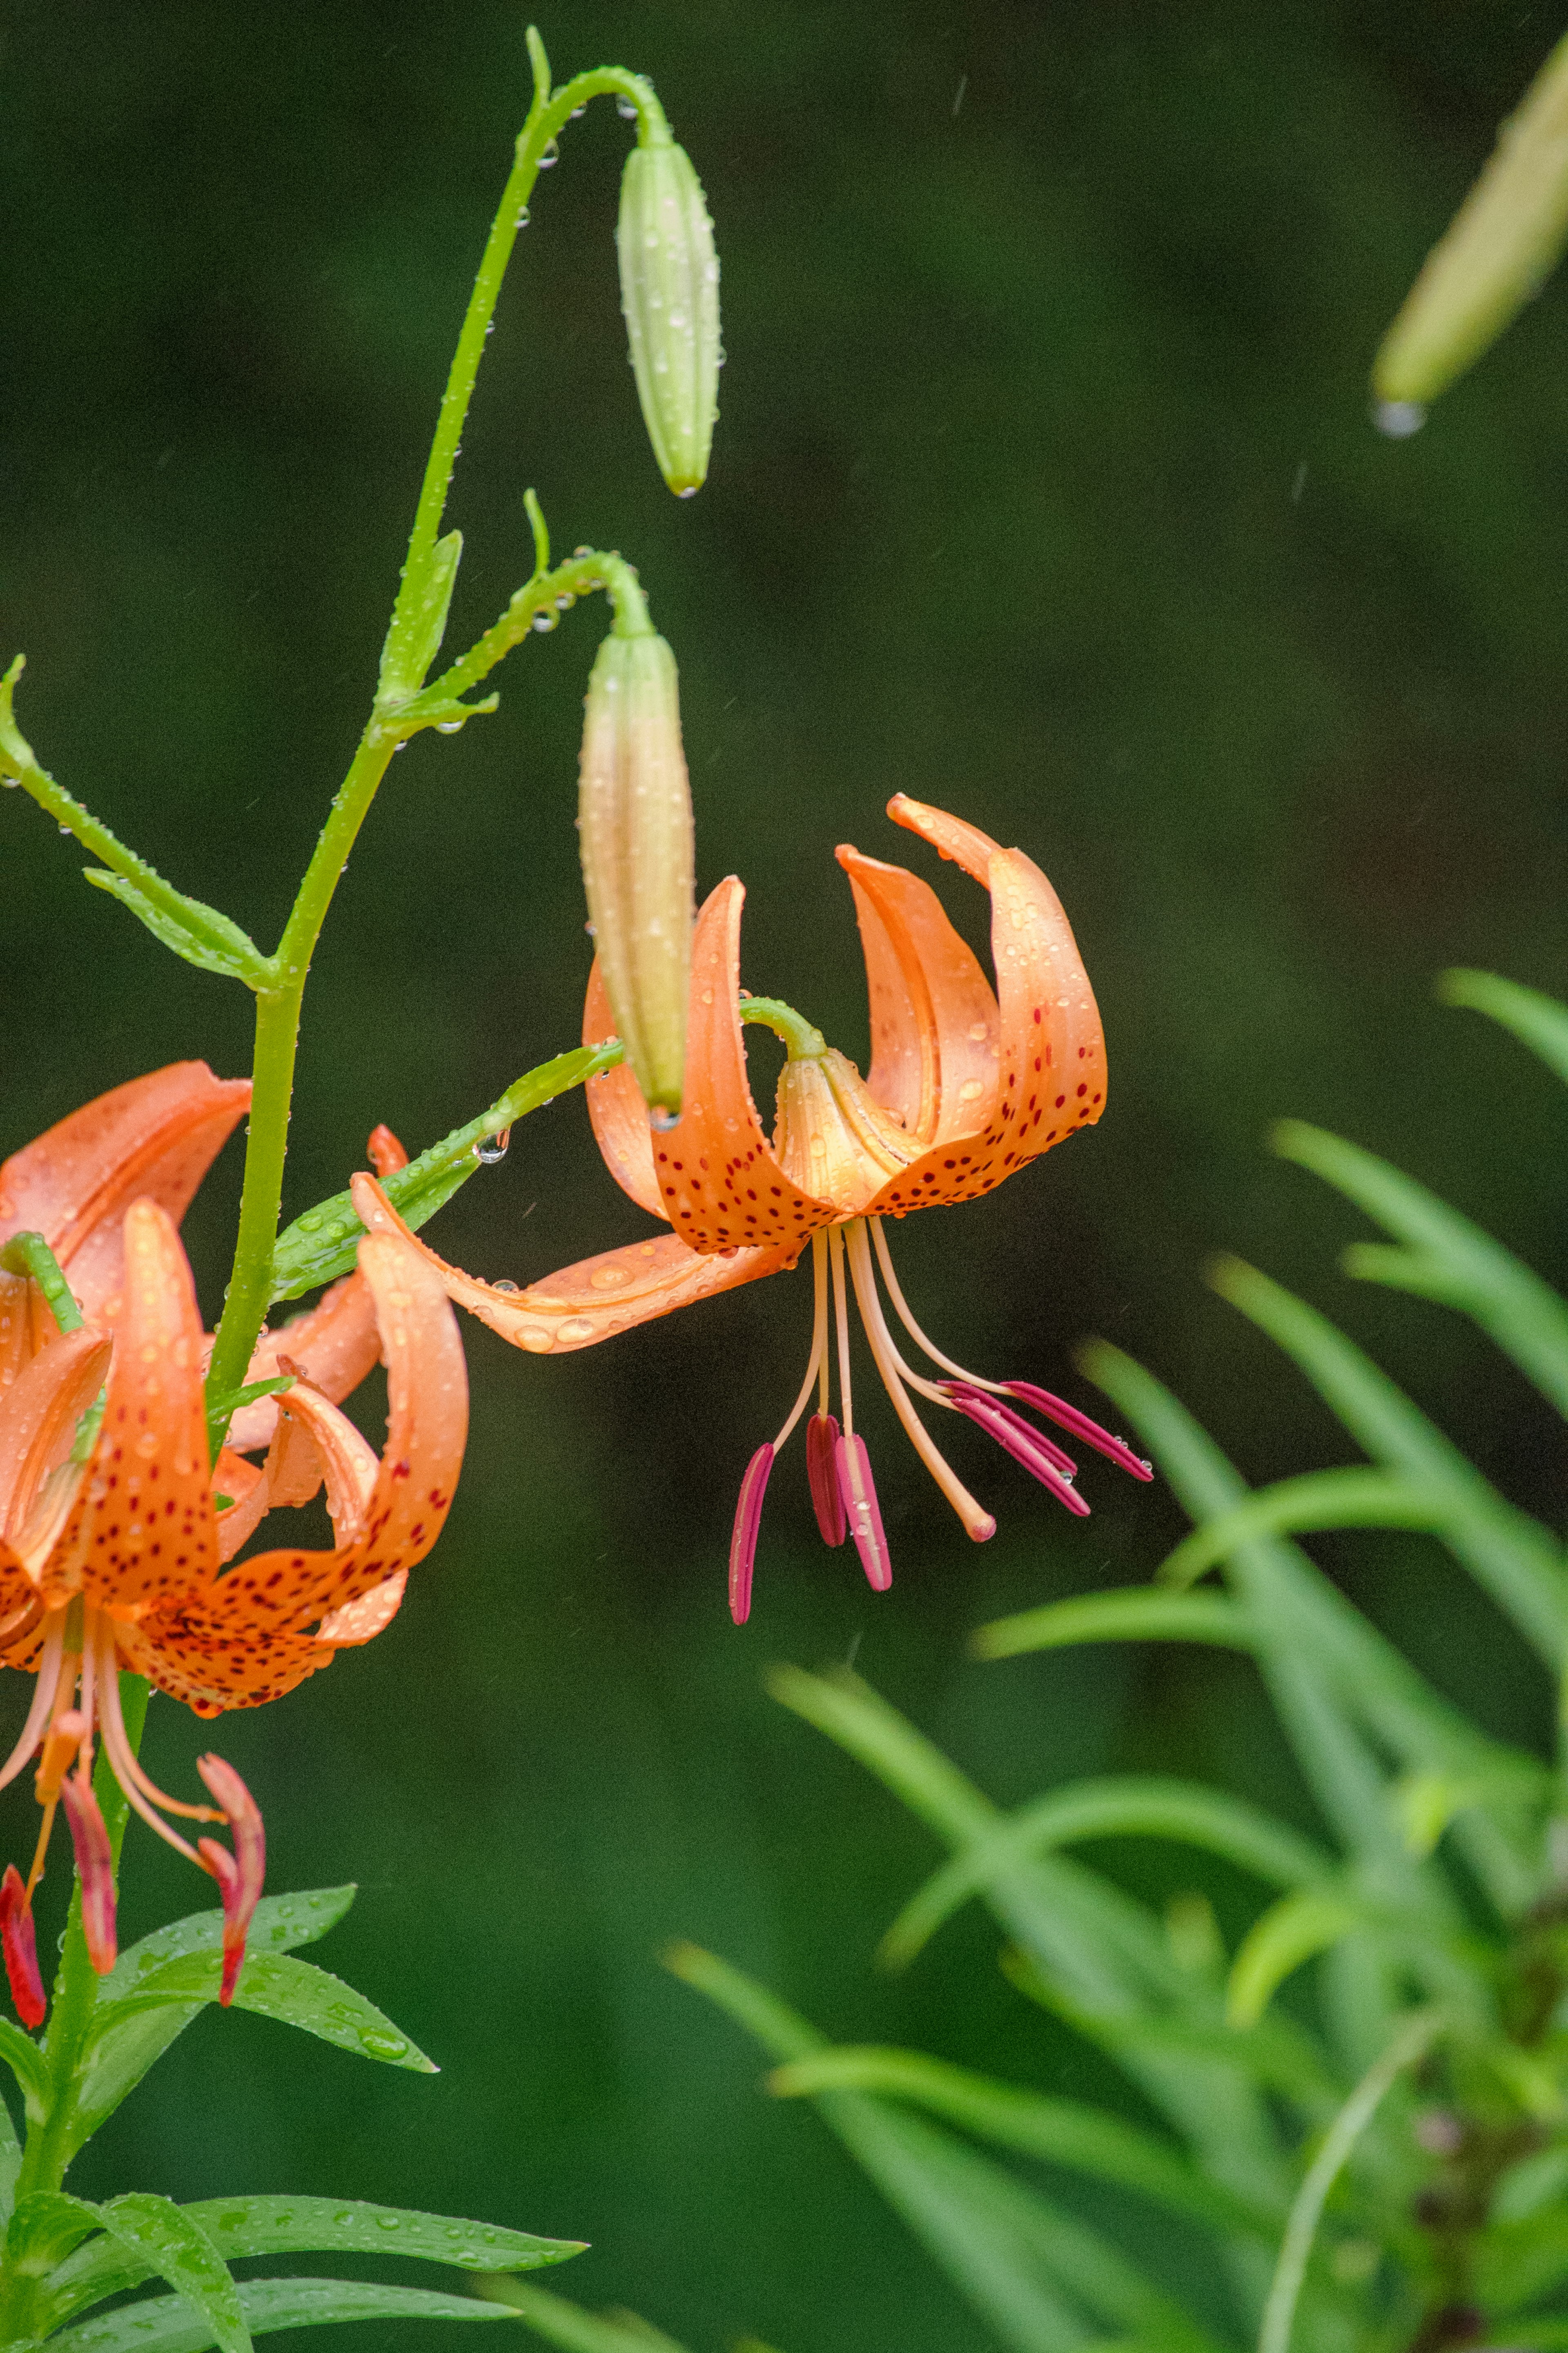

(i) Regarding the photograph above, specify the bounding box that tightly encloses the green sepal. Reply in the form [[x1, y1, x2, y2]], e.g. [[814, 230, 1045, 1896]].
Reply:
[[377, 527, 463, 705], [88, 1951, 434, 2074], [96, 2197, 249, 2353], [4, 2191, 102, 2279], [82, 871, 272, 989], [268, 1041, 623, 1303], [45, 2198, 582, 2335], [44, 2276, 524, 2353]]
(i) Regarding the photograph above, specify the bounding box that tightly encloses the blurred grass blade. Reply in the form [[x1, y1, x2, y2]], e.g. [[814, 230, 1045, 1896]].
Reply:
[[1156, 1469, 1442, 1591], [1275, 1119, 1568, 1415], [767, 2046, 1280, 2237], [1211, 1258, 1568, 1665], [480, 2282, 693, 2352], [45, 2198, 584, 2335], [1225, 1891, 1366, 2029], [667, 1945, 1228, 2353], [1258, 2011, 1441, 2353], [1440, 969, 1568, 1084], [882, 1778, 1333, 1972], [45, 2278, 526, 2351], [973, 1588, 1251, 1660], [98, 2197, 249, 2353]]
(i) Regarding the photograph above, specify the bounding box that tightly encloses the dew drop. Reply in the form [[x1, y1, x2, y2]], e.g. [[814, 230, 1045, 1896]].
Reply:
[[476, 1127, 511, 1165], [617, 97, 638, 118], [493, 1278, 520, 1294], [539, 138, 560, 168], [1374, 398, 1425, 439], [514, 206, 530, 228], [531, 609, 558, 632], [649, 1105, 680, 1132], [436, 719, 464, 734], [359, 2029, 408, 2058]]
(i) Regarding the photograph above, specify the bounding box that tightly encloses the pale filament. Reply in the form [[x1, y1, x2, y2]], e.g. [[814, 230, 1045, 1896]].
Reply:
[[94, 1617, 213, 1867], [773, 1233, 829, 1454], [869, 1217, 1007, 1394], [0, 1617, 66, 1798], [829, 1226, 855, 1438], [844, 1223, 995, 1542]]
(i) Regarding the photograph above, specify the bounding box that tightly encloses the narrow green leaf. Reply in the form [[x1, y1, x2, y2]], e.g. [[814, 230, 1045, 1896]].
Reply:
[[1225, 1891, 1365, 2029], [881, 1776, 1333, 1972], [0, 2078, 21, 2226], [766, 2046, 1278, 2238], [45, 2197, 582, 2334], [0, 2017, 50, 2119], [668, 1947, 1226, 2353], [99, 2197, 249, 2353], [268, 1042, 622, 1303], [1156, 1468, 1453, 1591], [45, 2277, 522, 2353], [1275, 1119, 1568, 1416], [1440, 967, 1568, 1086], [1211, 1258, 1568, 1666], [91, 1951, 434, 2072], [481, 2283, 692, 2353], [100, 1886, 356, 2003], [973, 1588, 1251, 1660], [82, 871, 270, 989], [378, 527, 464, 702]]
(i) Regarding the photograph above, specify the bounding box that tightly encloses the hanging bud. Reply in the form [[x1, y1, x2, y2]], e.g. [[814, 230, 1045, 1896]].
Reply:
[[578, 627, 695, 1114], [1373, 29, 1568, 427], [617, 136, 721, 495]]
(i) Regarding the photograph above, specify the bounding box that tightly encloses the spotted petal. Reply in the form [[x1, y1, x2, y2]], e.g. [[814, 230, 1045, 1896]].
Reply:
[[120, 1226, 468, 1712], [836, 844, 999, 1144], [860, 796, 1105, 1217], [350, 1172, 797, 1355], [653, 878, 835, 1255], [0, 1063, 249, 1328], [0, 1325, 111, 1546]]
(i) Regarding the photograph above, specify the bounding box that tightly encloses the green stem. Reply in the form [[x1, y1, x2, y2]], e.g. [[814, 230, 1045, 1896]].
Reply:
[[0, 1235, 84, 1335], [740, 996, 829, 1061]]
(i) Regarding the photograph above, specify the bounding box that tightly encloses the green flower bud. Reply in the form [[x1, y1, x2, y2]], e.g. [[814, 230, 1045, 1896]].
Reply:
[[1373, 29, 1568, 426], [577, 628, 694, 1113], [617, 136, 720, 495]]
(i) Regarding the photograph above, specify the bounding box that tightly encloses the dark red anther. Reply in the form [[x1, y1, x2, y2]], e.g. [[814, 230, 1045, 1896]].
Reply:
[[195, 1755, 265, 2005], [1002, 1383, 1155, 1481], [728, 1443, 774, 1626], [835, 1434, 891, 1592], [943, 1385, 1091, 1517], [60, 1775, 117, 1976], [0, 1865, 46, 2029], [806, 1413, 846, 1546]]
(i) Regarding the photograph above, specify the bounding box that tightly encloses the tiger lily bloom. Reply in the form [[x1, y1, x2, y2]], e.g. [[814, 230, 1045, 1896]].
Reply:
[[0, 1072, 467, 2025], [351, 794, 1151, 1619]]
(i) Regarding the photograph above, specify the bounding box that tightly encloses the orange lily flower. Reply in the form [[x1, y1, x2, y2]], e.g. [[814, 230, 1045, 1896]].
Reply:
[[350, 794, 1151, 1618], [0, 1071, 468, 2026]]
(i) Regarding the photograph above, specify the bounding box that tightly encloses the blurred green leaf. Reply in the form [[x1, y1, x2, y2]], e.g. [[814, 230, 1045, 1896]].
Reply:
[[972, 1588, 1252, 1661], [1225, 1891, 1368, 2029], [1441, 969, 1568, 1086], [882, 1777, 1333, 1972], [1275, 1119, 1568, 1416], [766, 2046, 1279, 2237], [1156, 1467, 1465, 1591], [481, 2281, 691, 2353], [45, 2197, 583, 2334], [1211, 1258, 1568, 1666], [45, 2277, 525, 2351], [668, 1945, 1227, 2353], [98, 2196, 249, 2353]]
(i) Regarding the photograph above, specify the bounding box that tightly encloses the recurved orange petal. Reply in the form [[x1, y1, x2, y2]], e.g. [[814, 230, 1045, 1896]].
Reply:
[[860, 796, 1105, 1216], [0, 1325, 112, 1545], [653, 878, 835, 1255], [45, 1201, 219, 1618], [835, 845, 1000, 1145], [350, 1172, 796, 1356], [0, 1064, 249, 1327], [583, 957, 667, 1218], [225, 1272, 384, 1454]]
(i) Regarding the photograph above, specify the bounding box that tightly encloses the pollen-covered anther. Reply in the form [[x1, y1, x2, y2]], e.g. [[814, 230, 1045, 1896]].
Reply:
[[0, 1864, 45, 2028], [60, 1774, 117, 1975], [195, 1753, 265, 2005]]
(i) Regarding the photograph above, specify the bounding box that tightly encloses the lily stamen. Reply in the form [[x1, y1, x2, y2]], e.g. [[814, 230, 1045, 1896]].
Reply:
[[843, 1221, 995, 1544]]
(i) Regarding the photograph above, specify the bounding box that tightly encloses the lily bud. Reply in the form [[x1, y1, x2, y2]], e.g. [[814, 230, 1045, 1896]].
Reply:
[[617, 136, 721, 495], [578, 629, 695, 1115], [1373, 29, 1568, 424]]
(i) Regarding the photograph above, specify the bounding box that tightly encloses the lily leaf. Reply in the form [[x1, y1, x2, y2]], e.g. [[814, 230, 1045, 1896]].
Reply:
[[88, 1952, 434, 2073], [5, 2191, 102, 2278], [1440, 966, 1568, 1086], [82, 872, 270, 990], [44, 2276, 525, 2352], [44, 2197, 582, 2333], [378, 526, 464, 702], [972, 1586, 1252, 1661], [97, 2197, 248, 2353], [483, 2284, 694, 2353], [0, 2018, 50, 2120], [100, 1886, 356, 2004]]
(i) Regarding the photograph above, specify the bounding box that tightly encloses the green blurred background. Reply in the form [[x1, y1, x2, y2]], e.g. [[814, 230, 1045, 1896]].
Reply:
[[2, 2, 1567, 2345]]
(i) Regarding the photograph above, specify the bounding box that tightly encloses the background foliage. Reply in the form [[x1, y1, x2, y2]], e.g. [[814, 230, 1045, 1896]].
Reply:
[[2, 2, 1566, 2346]]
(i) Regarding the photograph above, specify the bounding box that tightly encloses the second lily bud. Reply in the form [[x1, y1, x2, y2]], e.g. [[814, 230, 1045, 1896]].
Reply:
[[577, 627, 695, 1115]]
